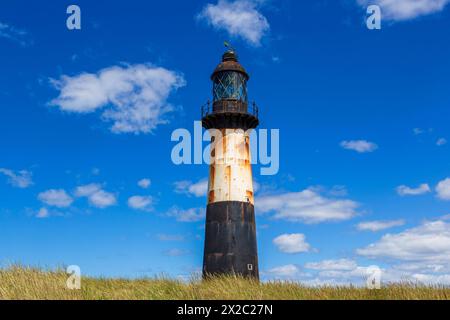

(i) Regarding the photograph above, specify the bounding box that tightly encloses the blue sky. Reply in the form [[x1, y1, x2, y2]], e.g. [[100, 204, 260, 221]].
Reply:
[[1, 0, 450, 285]]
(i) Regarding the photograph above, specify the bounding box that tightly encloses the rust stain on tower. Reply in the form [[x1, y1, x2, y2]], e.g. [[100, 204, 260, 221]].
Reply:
[[201, 46, 260, 279]]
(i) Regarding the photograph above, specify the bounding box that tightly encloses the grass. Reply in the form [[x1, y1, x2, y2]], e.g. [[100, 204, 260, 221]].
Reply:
[[1, 266, 450, 300]]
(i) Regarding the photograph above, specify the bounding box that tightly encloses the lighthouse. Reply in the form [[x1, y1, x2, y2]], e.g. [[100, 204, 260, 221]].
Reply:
[[201, 47, 259, 279]]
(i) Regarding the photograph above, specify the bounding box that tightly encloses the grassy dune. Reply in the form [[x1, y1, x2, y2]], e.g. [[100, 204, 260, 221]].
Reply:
[[1, 266, 449, 300]]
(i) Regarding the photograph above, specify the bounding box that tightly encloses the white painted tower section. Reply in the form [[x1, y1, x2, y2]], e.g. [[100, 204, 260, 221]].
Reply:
[[207, 129, 254, 205]]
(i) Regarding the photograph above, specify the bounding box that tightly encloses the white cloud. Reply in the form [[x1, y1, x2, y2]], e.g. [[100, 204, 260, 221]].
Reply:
[[340, 140, 378, 153], [49, 64, 186, 134], [413, 128, 425, 135], [256, 188, 359, 224], [253, 180, 260, 193], [138, 178, 151, 189], [128, 195, 153, 211], [356, 219, 405, 232], [268, 257, 450, 285], [89, 190, 116, 208], [305, 259, 358, 271], [38, 189, 73, 208], [306, 265, 372, 285], [281, 219, 450, 285], [34, 207, 66, 219], [357, 0, 450, 21], [174, 179, 208, 197], [396, 183, 431, 196], [329, 185, 348, 197], [390, 262, 447, 273], [266, 264, 301, 277], [157, 234, 185, 241], [437, 138, 447, 146], [0, 168, 33, 188], [382, 263, 450, 285], [74, 183, 102, 197], [357, 219, 450, 263], [436, 178, 450, 200], [174, 178, 259, 197], [74, 183, 117, 208], [273, 233, 311, 254], [198, 0, 270, 46], [409, 273, 450, 285], [166, 207, 204, 222], [266, 259, 376, 286], [164, 248, 190, 256], [302, 259, 373, 285], [36, 208, 50, 219], [262, 252, 450, 285], [0, 21, 32, 46], [265, 243, 450, 285]]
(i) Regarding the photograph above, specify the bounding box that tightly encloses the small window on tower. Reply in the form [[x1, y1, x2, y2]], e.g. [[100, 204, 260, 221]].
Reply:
[[247, 264, 253, 271]]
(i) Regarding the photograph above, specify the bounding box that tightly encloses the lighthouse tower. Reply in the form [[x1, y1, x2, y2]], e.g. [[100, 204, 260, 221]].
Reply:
[[201, 47, 259, 279]]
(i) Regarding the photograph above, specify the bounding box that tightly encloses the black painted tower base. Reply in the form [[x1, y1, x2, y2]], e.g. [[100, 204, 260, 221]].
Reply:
[[202, 201, 259, 279]]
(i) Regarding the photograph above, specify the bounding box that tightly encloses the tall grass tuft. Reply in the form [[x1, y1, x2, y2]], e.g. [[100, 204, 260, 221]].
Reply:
[[1, 266, 449, 300]]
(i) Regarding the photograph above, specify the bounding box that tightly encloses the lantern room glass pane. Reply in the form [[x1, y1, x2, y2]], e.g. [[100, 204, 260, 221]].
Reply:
[[213, 71, 247, 102]]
